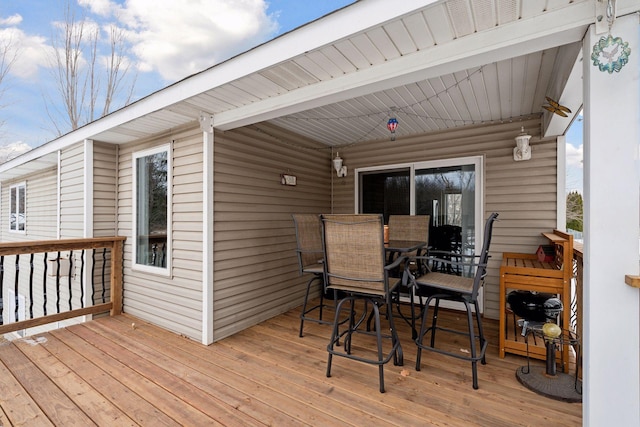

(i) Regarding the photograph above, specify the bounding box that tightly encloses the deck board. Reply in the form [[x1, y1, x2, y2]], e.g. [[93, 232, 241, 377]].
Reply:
[[0, 301, 582, 426]]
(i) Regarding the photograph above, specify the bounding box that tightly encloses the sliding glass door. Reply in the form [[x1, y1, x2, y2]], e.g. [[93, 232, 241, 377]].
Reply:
[[358, 156, 483, 267], [415, 162, 477, 257]]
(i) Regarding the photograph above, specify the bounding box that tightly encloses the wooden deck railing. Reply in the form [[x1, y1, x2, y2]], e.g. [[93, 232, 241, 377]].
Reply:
[[0, 236, 125, 335]]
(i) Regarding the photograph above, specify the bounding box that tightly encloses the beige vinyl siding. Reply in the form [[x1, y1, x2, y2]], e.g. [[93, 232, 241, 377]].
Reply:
[[329, 118, 557, 320], [213, 123, 330, 340], [93, 142, 118, 237], [60, 142, 85, 238], [117, 125, 204, 340], [89, 142, 118, 308]]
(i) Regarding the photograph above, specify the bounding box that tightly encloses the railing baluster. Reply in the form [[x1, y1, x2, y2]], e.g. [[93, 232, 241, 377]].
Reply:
[[56, 252, 61, 313], [91, 249, 96, 304], [102, 248, 107, 303], [68, 250, 73, 311], [14, 254, 20, 322], [80, 250, 85, 309], [29, 253, 34, 319], [43, 252, 48, 316]]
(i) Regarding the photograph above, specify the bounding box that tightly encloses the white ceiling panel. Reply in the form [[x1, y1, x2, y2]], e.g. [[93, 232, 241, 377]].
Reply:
[[402, 12, 435, 50], [471, 0, 498, 31], [383, 20, 418, 55], [446, 0, 476, 37], [366, 27, 403, 60], [350, 33, 386, 66]]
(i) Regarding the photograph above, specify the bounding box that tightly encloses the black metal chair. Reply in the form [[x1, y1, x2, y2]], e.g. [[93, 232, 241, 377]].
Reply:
[[322, 214, 404, 393], [406, 212, 498, 389], [292, 213, 334, 337]]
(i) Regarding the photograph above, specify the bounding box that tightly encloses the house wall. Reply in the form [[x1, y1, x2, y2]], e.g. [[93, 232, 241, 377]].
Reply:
[[60, 142, 85, 238], [0, 167, 58, 242], [329, 118, 557, 319], [212, 123, 331, 340], [93, 142, 118, 237], [117, 125, 205, 340]]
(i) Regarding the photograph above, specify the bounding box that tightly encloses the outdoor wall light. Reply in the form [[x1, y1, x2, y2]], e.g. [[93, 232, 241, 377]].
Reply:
[[333, 152, 347, 177], [513, 126, 532, 161]]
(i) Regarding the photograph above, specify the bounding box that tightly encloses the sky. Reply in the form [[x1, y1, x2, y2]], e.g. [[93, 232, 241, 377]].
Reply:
[[0, 0, 583, 193], [565, 113, 584, 194], [0, 0, 354, 151]]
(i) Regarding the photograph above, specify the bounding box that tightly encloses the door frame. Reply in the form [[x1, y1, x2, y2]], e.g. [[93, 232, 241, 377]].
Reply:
[[355, 155, 486, 310]]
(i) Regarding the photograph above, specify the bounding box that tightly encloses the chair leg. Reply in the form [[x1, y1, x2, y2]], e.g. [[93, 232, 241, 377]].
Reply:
[[415, 295, 434, 371], [474, 300, 487, 365], [318, 284, 325, 320], [464, 300, 479, 390], [371, 302, 386, 393], [430, 299, 440, 348], [384, 294, 403, 367], [299, 274, 322, 337], [327, 297, 351, 378]]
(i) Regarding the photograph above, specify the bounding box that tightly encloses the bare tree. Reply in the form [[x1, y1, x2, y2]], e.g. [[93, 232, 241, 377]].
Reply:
[[46, 2, 136, 135], [0, 34, 18, 131]]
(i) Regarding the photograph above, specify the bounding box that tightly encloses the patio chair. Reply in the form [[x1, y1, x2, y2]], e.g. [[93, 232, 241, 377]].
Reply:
[[292, 213, 335, 337], [387, 214, 431, 337], [321, 214, 404, 393], [407, 212, 498, 389]]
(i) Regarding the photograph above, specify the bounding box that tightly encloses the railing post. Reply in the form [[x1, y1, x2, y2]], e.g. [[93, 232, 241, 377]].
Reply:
[[110, 238, 123, 316]]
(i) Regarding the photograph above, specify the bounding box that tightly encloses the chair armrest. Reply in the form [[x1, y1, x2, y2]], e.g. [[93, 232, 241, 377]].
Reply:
[[385, 255, 406, 271], [403, 255, 488, 278]]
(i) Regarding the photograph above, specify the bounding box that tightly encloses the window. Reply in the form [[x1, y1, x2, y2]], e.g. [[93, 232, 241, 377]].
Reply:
[[133, 145, 171, 273], [10, 183, 26, 232]]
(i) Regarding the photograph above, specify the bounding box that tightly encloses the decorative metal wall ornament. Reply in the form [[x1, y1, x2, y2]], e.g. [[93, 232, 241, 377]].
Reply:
[[542, 97, 572, 118], [387, 117, 398, 141], [591, 34, 631, 74]]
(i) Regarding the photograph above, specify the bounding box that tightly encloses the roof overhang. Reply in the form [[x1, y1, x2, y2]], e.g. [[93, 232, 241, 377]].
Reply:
[[2, 0, 638, 179]]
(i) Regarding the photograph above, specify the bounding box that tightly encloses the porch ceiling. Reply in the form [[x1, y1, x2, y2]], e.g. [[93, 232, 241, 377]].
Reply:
[[3, 0, 638, 176]]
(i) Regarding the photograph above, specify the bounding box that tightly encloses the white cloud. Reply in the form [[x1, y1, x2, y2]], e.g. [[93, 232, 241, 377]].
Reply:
[[78, 0, 119, 17], [0, 141, 31, 163], [100, 0, 278, 82], [0, 14, 23, 26], [0, 17, 51, 80], [566, 142, 583, 169]]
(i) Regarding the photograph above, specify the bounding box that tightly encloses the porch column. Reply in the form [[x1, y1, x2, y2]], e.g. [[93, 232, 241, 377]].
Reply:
[[200, 113, 215, 345], [583, 14, 639, 426]]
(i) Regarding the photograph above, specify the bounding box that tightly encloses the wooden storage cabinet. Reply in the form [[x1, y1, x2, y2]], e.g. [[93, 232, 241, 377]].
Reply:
[[499, 230, 573, 372]]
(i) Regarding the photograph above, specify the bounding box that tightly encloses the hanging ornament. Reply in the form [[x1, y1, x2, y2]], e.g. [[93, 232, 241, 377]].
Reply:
[[591, 0, 631, 74], [387, 117, 398, 141], [591, 34, 631, 74]]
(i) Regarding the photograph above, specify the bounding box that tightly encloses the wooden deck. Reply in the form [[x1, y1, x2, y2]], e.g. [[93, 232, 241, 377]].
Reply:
[[0, 302, 582, 426]]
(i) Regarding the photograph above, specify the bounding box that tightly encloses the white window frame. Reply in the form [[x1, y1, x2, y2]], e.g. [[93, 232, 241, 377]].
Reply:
[[132, 144, 172, 276], [9, 182, 26, 233]]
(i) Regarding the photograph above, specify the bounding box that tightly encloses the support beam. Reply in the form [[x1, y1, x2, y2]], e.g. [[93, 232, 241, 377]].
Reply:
[[200, 113, 215, 345], [583, 14, 640, 427]]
